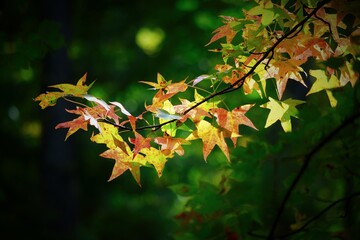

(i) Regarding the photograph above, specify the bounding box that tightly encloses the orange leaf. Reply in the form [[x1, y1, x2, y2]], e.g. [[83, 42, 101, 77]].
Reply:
[[129, 132, 152, 157], [173, 98, 212, 123], [206, 20, 237, 46], [154, 135, 189, 156], [99, 148, 144, 186], [211, 105, 257, 146], [146, 90, 176, 113], [166, 80, 188, 95], [55, 115, 88, 140]]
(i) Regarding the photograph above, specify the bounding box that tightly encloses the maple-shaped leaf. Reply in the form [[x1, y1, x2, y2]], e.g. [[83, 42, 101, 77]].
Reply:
[[55, 105, 107, 140], [91, 122, 129, 153], [261, 97, 305, 132], [206, 16, 238, 46], [99, 148, 144, 186], [264, 59, 306, 99], [154, 135, 189, 156], [141, 147, 173, 177], [92, 122, 145, 185], [186, 120, 230, 161], [140, 72, 168, 89], [211, 105, 257, 146], [145, 89, 176, 113], [34, 73, 94, 109], [278, 34, 333, 63], [307, 69, 341, 107], [173, 90, 218, 123], [55, 113, 88, 140], [129, 132, 152, 157], [173, 98, 212, 123], [242, 20, 271, 52], [247, 0, 277, 26], [56, 103, 121, 139], [140, 72, 188, 95]]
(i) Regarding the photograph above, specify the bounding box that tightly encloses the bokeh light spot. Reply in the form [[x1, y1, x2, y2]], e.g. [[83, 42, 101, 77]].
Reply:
[[135, 27, 165, 56]]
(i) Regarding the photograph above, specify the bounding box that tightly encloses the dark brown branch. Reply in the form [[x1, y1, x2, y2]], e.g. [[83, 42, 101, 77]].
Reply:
[[266, 110, 360, 239]]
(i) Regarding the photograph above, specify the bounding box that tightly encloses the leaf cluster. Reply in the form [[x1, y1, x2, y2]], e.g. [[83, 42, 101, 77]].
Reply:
[[34, 0, 360, 238]]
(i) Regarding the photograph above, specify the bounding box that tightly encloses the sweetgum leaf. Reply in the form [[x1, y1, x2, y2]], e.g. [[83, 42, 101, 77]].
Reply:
[[186, 120, 230, 161], [261, 97, 305, 132], [307, 69, 341, 107], [211, 105, 257, 146], [34, 72, 94, 109]]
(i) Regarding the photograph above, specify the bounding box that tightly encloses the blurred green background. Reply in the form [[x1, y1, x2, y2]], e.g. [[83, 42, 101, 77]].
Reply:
[[0, 0, 250, 239]]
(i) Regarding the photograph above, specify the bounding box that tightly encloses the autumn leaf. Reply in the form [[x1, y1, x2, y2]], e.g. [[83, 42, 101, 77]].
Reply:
[[154, 135, 189, 156], [247, 1, 277, 26], [206, 16, 238, 46], [261, 97, 305, 132], [141, 147, 172, 177], [211, 105, 257, 146], [145, 89, 176, 113], [129, 132, 152, 157], [338, 60, 359, 87], [173, 98, 212, 123], [140, 72, 168, 90], [99, 148, 144, 186], [34, 72, 94, 109], [307, 69, 341, 107], [92, 122, 145, 185], [173, 90, 219, 123], [55, 103, 121, 140], [140, 72, 188, 95], [55, 114, 88, 140], [186, 120, 230, 161], [264, 59, 306, 99], [91, 122, 129, 153], [166, 81, 188, 95]]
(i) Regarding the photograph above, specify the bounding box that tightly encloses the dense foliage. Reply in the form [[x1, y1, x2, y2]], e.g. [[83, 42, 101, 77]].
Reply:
[[34, 0, 360, 239]]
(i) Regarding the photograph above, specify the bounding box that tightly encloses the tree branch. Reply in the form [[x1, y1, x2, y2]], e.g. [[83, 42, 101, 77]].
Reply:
[[248, 191, 360, 239], [99, 0, 331, 136], [121, 0, 330, 132], [266, 110, 360, 239]]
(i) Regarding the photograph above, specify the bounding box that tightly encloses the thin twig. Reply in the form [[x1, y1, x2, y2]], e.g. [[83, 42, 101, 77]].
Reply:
[[276, 191, 360, 239], [248, 191, 360, 239]]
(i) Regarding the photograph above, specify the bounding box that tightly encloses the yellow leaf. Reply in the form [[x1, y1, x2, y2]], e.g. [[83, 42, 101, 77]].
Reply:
[[34, 73, 94, 109], [187, 120, 230, 161], [261, 97, 305, 132], [307, 70, 341, 107], [141, 147, 173, 177]]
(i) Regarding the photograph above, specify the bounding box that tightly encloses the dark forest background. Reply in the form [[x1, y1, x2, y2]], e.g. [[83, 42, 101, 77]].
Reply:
[[0, 0, 247, 239]]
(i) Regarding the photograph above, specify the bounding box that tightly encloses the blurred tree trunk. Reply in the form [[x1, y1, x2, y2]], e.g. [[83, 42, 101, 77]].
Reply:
[[40, 0, 78, 238]]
